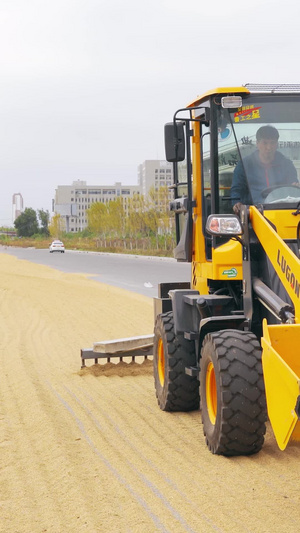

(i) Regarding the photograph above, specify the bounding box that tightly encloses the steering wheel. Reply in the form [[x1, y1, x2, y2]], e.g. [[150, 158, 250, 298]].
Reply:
[[261, 184, 300, 200]]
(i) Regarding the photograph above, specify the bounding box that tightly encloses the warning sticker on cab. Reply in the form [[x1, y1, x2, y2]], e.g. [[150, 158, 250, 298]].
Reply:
[[222, 268, 238, 278], [234, 105, 261, 123]]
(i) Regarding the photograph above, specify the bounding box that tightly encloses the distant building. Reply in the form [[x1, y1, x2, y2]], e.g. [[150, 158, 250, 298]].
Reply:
[[12, 193, 24, 222], [54, 160, 173, 233], [138, 160, 173, 197], [53, 180, 139, 232], [138, 160, 175, 235]]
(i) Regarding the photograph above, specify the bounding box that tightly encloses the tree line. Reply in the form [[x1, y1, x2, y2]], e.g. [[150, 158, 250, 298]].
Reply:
[[13, 187, 176, 252], [14, 208, 50, 237]]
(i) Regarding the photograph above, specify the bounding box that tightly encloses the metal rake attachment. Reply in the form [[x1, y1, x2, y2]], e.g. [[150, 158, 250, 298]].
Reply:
[[80, 334, 154, 368]]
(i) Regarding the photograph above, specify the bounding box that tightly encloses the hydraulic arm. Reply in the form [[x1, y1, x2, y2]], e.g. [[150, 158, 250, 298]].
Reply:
[[250, 206, 300, 449]]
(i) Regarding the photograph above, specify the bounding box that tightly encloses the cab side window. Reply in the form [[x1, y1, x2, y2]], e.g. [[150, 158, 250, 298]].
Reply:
[[201, 122, 212, 258], [217, 111, 236, 214], [202, 124, 211, 218]]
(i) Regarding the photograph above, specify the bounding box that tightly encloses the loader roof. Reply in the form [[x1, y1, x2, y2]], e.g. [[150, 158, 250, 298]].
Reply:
[[187, 84, 300, 108]]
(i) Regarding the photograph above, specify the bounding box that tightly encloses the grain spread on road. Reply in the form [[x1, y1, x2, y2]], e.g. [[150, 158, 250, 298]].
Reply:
[[1, 252, 300, 533]]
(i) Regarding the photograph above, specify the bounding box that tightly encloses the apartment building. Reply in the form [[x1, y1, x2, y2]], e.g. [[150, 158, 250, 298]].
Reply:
[[138, 160, 173, 197], [54, 180, 140, 232], [53, 160, 173, 233], [137, 160, 175, 235]]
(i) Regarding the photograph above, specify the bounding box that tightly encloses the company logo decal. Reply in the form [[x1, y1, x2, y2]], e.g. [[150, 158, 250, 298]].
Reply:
[[277, 249, 300, 298], [222, 267, 238, 278], [234, 105, 261, 123], [218, 126, 232, 141]]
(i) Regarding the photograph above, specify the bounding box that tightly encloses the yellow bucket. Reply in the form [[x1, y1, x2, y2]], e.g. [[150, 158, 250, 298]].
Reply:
[[261, 319, 300, 450]]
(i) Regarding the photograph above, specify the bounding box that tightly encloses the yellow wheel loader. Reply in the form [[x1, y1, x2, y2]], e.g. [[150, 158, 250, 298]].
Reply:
[[81, 84, 300, 456]]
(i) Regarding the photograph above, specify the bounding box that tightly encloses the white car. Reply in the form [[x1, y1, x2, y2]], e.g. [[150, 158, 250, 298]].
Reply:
[[49, 240, 65, 253]]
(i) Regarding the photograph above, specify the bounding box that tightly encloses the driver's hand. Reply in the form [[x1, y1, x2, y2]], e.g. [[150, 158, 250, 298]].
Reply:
[[233, 202, 242, 215]]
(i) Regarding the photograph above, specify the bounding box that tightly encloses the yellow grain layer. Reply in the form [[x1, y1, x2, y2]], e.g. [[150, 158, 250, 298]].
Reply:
[[0, 253, 300, 533]]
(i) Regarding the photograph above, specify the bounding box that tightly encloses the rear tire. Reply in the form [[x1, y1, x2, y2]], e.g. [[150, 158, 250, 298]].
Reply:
[[153, 311, 200, 412], [200, 330, 267, 456]]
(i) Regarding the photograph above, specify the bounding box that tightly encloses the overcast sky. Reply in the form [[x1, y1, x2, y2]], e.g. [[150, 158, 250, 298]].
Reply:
[[1, 0, 300, 225]]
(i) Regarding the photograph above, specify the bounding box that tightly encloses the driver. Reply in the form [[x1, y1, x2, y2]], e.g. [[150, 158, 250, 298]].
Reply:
[[231, 125, 299, 214]]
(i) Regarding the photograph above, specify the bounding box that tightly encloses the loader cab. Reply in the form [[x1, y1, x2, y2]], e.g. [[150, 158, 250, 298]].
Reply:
[[165, 92, 247, 265], [166, 87, 300, 274]]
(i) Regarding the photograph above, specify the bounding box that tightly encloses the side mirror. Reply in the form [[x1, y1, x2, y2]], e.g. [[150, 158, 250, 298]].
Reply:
[[164, 122, 185, 162], [170, 196, 188, 214]]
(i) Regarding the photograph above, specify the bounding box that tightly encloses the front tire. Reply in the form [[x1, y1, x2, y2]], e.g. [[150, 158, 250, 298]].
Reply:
[[200, 330, 267, 456], [153, 311, 199, 412]]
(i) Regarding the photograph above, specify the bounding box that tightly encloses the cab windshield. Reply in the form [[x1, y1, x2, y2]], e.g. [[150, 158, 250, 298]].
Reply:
[[216, 95, 300, 210]]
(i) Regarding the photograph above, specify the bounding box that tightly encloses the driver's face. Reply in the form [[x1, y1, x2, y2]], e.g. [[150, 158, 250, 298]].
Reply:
[[257, 138, 278, 164]]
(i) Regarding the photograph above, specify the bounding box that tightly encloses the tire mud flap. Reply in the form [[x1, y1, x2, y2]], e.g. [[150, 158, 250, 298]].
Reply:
[[261, 319, 300, 450]]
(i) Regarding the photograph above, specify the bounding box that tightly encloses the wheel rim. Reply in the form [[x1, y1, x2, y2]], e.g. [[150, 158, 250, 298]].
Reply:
[[206, 361, 217, 425], [157, 338, 165, 387]]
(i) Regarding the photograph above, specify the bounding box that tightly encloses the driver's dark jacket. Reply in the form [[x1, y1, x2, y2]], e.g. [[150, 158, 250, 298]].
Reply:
[[231, 150, 298, 205]]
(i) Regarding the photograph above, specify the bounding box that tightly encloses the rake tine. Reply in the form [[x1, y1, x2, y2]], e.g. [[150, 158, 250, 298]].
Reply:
[[80, 335, 154, 368]]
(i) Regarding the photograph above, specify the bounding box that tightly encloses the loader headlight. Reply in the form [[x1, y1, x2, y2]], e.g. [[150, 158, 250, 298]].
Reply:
[[221, 96, 243, 108], [206, 214, 243, 235]]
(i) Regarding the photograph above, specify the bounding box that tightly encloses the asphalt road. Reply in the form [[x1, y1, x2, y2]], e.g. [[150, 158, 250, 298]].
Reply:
[[0, 246, 191, 297]]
